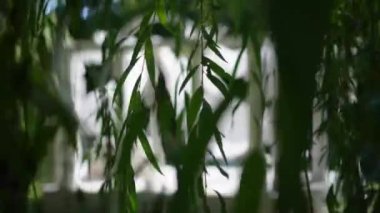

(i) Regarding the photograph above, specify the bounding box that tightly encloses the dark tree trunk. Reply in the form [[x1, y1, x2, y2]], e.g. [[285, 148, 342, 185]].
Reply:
[[269, 0, 332, 212], [0, 10, 39, 213]]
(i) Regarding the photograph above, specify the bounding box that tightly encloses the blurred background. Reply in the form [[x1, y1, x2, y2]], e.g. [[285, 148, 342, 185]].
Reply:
[[0, 0, 379, 212]]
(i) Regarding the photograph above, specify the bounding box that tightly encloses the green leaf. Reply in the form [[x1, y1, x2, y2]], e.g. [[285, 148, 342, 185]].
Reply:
[[201, 28, 226, 62], [113, 56, 141, 103], [156, 74, 176, 133], [214, 190, 227, 213], [127, 75, 142, 115], [185, 92, 190, 109], [202, 56, 233, 84], [179, 65, 199, 93], [199, 178, 211, 213], [235, 150, 266, 213], [117, 130, 135, 172], [326, 186, 338, 212], [183, 100, 215, 176], [175, 110, 185, 144], [145, 37, 156, 86], [174, 73, 182, 113], [230, 78, 248, 100], [207, 73, 229, 97], [207, 150, 229, 179], [173, 95, 235, 211], [127, 166, 138, 213], [187, 87, 203, 131], [189, 21, 198, 38], [117, 75, 142, 145], [173, 22, 183, 56], [138, 131, 163, 174], [128, 191, 138, 213], [156, 0, 168, 26], [232, 99, 243, 117], [139, 11, 154, 37], [232, 35, 248, 78], [214, 129, 228, 165], [113, 12, 153, 102], [186, 38, 200, 71]]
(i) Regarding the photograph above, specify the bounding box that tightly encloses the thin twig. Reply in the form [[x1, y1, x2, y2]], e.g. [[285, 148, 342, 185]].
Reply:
[[304, 166, 314, 213]]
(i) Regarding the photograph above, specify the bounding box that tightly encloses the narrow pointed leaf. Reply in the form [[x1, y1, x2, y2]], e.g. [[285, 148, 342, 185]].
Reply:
[[145, 37, 156, 86], [208, 150, 229, 178], [199, 178, 211, 213], [185, 92, 190, 109], [207, 74, 229, 97], [232, 35, 248, 78], [127, 75, 142, 115], [184, 100, 215, 176], [208, 42, 226, 63], [201, 28, 226, 62], [214, 129, 228, 165], [117, 75, 142, 145], [202, 56, 233, 84], [214, 190, 227, 213], [179, 65, 199, 93], [127, 166, 138, 213], [235, 150, 266, 213], [174, 74, 182, 113], [113, 12, 152, 102], [189, 21, 198, 38], [113, 56, 141, 103], [186, 38, 200, 71], [187, 87, 203, 131], [156, 73, 176, 133], [156, 0, 168, 26], [138, 131, 163, 174]]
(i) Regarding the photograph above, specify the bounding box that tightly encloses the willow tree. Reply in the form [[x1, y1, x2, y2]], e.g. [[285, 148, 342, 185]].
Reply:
[[317, 0, 380, 211], [68, 0, 380, 212], [90, 0, 333, 212], [0, 1, 76, 212], [3, 0, 380, 212]]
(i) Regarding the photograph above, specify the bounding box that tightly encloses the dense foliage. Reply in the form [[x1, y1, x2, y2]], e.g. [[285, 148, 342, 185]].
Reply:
[[0, 0, 77, 211], [1, 0, 380, 212]]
